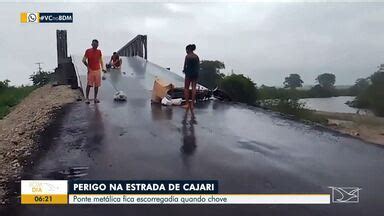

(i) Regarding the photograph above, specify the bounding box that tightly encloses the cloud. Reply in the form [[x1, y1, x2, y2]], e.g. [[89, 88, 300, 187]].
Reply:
[[0, 2, 383, 86]]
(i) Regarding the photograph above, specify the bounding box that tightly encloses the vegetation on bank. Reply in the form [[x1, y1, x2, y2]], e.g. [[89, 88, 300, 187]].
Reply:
[[197, 61, 257, 105], [351, 70, 384, 116], [30, 70, 54, 86], [259, 73, 355, 99], [197, 59, 383, 122], [219, 74, 258, 105], [197, 61, 332, 123], [0, 80, 35, 119], [0, 70, 54, 119], [258, 85, 354, 100], [261, 99, 328, 124], [198, 60, 225, 89]]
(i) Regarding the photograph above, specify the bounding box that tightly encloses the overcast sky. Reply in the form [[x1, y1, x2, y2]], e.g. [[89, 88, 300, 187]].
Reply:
[[1, 2, 384, 86]]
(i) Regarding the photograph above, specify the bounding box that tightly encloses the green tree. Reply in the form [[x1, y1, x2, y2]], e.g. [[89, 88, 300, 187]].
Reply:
[[309, 84, 335, 98], [369, 72, 384, 116], [30, 71, 54, 86], [284, 74, 304, 89], [352, 71, 384, 116], [371, 71, 384, 85], [0, 79, 10, 90], [316, 73, 336, 89], [219, 74, 258, 104], [349, 78, 370, 95], [198, 60, 225, 89]]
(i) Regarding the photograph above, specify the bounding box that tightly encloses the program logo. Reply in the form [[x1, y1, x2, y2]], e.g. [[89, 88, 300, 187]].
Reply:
[[329, 187, 361, 203], [21, 180, 68, 204]]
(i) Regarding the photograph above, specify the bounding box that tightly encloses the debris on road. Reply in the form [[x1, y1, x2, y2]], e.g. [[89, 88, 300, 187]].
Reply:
[[161, 95, 182, 106], [167, 87, 213, 101], [151, 78, 231, 106], [151, 78, 174, 103], [103, 71, 127, 102], [113, 91, 127, 101]]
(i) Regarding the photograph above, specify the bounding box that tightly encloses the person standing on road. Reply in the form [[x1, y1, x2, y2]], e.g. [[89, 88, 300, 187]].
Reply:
[[82, 39, 106, 104], [183, 44, 200, 111]]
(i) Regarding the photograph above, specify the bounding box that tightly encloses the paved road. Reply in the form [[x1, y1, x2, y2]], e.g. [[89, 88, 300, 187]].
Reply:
[[4, 57, 384, 215]]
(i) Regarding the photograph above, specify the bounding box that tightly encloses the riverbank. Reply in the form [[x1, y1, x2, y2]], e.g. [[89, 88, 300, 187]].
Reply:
[[316, 111, 384, 145], [0, 85, 81, 203]]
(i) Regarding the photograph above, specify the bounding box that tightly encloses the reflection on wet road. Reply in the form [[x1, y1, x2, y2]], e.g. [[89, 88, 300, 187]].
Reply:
[[7, 57, 384, 215], [181, 112, 197, 171]]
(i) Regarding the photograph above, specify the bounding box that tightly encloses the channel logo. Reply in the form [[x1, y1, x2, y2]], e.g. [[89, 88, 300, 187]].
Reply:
[[329, 186, 361, 203], [20, 12, 73, 23]]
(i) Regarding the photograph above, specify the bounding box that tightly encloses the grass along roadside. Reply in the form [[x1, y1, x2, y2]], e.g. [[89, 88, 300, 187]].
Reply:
[[0, 86, 36, 119], [259, 99, 328, 124]]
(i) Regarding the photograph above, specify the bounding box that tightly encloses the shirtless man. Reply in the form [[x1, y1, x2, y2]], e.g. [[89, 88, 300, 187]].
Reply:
[[107, 52, 122, 69]]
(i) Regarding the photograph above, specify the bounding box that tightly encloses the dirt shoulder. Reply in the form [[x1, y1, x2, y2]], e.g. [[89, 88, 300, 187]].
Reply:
[[316, 111, 384, 145], [0, 85, 81, 203]]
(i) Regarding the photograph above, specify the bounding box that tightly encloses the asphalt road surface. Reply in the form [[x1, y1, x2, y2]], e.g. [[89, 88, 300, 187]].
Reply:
[[3, 57, 384, 215]]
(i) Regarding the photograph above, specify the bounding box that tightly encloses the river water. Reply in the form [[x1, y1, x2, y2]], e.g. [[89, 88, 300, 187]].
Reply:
[[300, 96, 361, 113]]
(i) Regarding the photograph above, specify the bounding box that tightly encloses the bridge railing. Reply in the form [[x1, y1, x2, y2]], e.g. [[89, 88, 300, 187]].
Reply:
[[117, 35, 147, 60]]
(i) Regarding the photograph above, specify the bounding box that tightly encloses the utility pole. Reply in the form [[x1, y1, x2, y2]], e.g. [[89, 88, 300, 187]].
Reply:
[[35, 62, 43, 73]]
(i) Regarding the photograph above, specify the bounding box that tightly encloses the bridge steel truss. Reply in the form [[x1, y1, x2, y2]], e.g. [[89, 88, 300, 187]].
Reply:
[[117, 35, 147, 60]]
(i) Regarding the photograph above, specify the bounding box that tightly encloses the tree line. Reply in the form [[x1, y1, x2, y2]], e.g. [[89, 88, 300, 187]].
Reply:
[[197, 60, 384, 116], [349, 70, 384, 116]]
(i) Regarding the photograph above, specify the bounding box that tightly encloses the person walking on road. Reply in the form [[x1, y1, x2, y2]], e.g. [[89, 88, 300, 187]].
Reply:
[[183, 44, 200, 111], [82, 39, 106, 104]]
